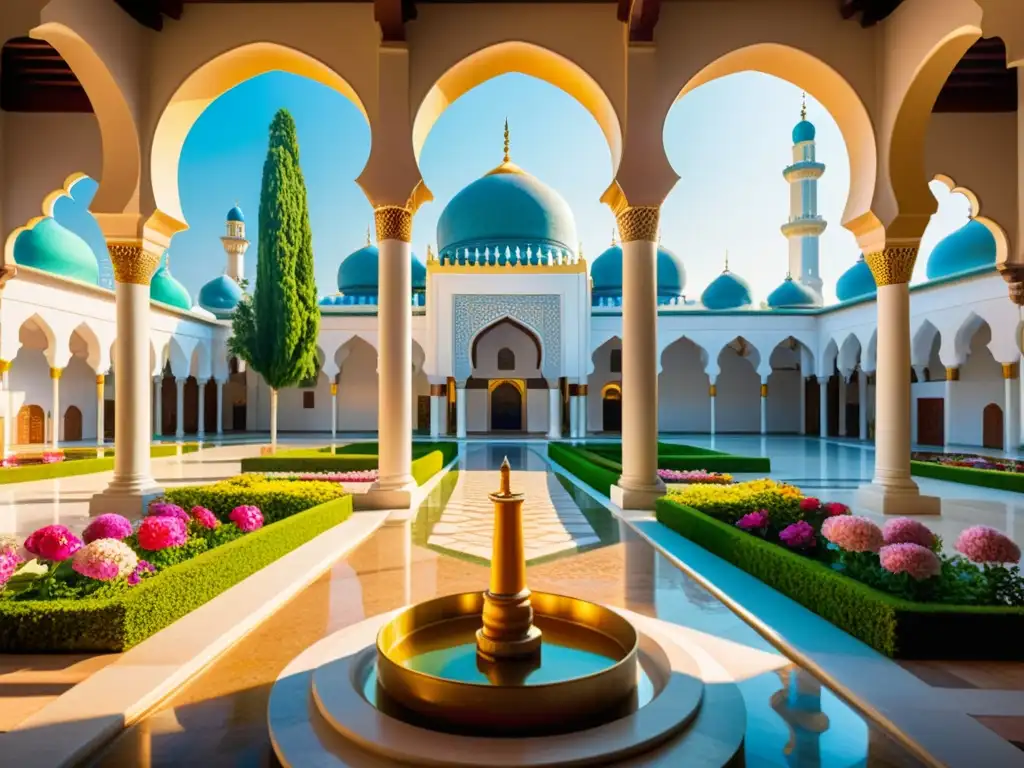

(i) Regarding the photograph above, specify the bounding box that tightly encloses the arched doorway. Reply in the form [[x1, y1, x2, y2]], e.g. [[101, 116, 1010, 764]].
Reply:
[[983, 403, 1004, 450], [602, 383, 622, 432], [490, 381, 523, 431], [64, 406, 83, 442], [17, 404, 44, 445]]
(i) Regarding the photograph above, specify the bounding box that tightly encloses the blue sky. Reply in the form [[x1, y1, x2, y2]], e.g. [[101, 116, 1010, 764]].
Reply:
[[59, 70, 969, 305]]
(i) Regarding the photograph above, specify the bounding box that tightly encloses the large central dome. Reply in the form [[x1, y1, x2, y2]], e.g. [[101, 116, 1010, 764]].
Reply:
[[436, 124, 577, 261]]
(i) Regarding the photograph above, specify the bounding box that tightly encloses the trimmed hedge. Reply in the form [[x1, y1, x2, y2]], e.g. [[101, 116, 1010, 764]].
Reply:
[[911, 460, 1024, 494], [239, 441, 458, 486], [0, 443, 199, 485], [165, 476, 349, 523], [656, 499, 1024, 659], [0, 494, 353, 652], [548, 443, 619, 496]]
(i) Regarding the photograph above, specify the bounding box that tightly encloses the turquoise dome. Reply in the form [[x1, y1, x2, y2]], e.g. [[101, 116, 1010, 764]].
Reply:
[[925, 219, 996, 280], [337, 244, 425, 296], [13, 217, 99, 284], [701, 270, 752, 310], [198, 274, 242, 318], [836, 256, 877, 302], [793, 120, 816, 143], [767, 275, 817, 308], [150, 258, 192, 311], [590, 243, 686, 300], [227, 205, 244, 222], [437, 164, 576, 258]]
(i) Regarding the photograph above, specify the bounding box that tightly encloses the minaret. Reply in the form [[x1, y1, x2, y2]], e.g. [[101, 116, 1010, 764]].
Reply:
[[781, 94, 826, 304], [221, 203, 249, 283]]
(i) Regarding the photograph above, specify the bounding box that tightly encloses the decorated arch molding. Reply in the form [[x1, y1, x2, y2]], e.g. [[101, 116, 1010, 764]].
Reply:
[[453, 294, 561, 382]]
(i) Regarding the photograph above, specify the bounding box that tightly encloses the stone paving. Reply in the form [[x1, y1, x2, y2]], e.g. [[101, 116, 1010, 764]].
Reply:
[[426, 469, 601, 562]]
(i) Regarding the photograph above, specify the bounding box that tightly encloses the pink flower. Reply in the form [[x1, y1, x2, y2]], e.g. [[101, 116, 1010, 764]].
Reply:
[[955, 526, 1021, 564], [0, 534, 26, 563], [41, 451, 64, 464], [137, 516, 187, 551], [190, 506, 219, 529], [83, 514, 133, 544], [127, 559, 156, 586], [0, 550, 19, 589], [882, 518, 936, 549], [799, 497, 821, 512], [24, 525, 83, 562], [879, 543, 942, 581], [148, 502, 189, 522], [657, 469, 733, 484], [823, 502, 849, 517], [821, 515, 884, 553], [229, 505, 263, 533], [1, 457, 18, 468], [736, 510, 769, 532], [779, 521, 816, 550], [72, 539, 138, 581]]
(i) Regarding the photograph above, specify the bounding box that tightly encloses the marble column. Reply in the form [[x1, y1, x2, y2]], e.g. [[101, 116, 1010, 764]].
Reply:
[[49, 367, 62, 448], [943, 367, 958, 447], [90, 241, 163, 516], [196, 380, 206, 439], [611, 205, 664, 509], [577, 384, 588, 437], [709, 381, 717, 435], [1004, 364, 1020, 451], [153, 376, 163, 438], [569, 384, 579, 438], [858, 368, 868, 441], [96, 374, 105, 446], [371, 205, 416, 507], [819, 378, 828, 439], [799, 376, 807, 435], [175, 378, 185, 439], [0, 360, 10, 457], [760, 380, 768, 435], [215, 379, 225, 436], [838, 374, 848, 437], [330, 382, 338, 440], [856, 246, 939, 515], [456, 387, 467, 439], [547, 387, 561, 440], [429, 383, 444, 439]]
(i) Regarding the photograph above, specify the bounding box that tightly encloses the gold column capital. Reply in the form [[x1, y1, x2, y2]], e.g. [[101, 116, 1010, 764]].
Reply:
[[760, 383, 768, 397], [0, 360, 11, 374], [1003, 363, 1017, 380], [330, 383, 338, 396], [429, 383, 447, 397], [614, 206, 660, 243], [945, 367, 959, 382], [374, 206, 413, 243], [708, 384, 716, 397], [576, 384, 588, 396], [96, 374, 105, 385], [107, 240, 163, 285], [865, 246, 918, 286], [49, 367, 63, 380]]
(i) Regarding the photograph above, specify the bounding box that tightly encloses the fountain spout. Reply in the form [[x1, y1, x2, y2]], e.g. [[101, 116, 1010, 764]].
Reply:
[[476, 457, 543, 661]]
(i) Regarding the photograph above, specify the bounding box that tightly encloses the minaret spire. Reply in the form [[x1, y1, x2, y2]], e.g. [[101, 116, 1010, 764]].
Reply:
[[782, 91, 825, 305], [800, 92, 807, 121], [611, 228, 618, 247], [503, 118, 510, 163], [724, 250, 729, 273], [366, 225, 372, 247]]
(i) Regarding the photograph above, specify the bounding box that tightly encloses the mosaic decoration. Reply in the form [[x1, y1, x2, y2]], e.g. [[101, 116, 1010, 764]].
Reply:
[[453, 294, 561, 381]]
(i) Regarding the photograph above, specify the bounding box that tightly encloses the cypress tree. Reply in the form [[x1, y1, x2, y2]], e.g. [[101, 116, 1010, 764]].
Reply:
[[229, 109, 320, 449]]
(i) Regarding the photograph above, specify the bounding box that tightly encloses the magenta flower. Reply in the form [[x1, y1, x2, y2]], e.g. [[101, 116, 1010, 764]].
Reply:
[[879, 543, 941, 581], [190, 506, 220, 529], [148, 502, 189, 522], [882, 518, 936, 549], [24, 525, 83, 562], [83, 513, 133, 544], [41, 451, 64, 464], [127, 559, 156, 586], [779, 521, 816, 550], [0, 550, 19, 589], [137, 516, 187, 551], [955, 526, 1021, 564], [823, 502, 849, 517], [821, 515, 884, 553], [799, 497, 821, 513], [72, 539, 138, 581], [736, 510, 769, 532], [229, 505, 264, 533]]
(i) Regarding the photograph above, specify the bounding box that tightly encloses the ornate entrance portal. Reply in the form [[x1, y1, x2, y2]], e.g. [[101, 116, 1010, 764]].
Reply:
[[490, 379, 524, 431]]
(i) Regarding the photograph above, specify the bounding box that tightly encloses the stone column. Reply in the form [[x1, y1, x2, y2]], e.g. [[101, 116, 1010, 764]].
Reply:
[[944, 367, 958, 447], [838, 375, 848, 437], [611, 205, 664, 509], [49, 367, 62, 448], [429, 383, 444, 438], [547, 387, 561, 439], [0, 360, 10, 457], [175, 378, 185, 439], [799, 377, 807, 435], [371, 204, 416, 507], [153, 376, 162, 438], [90, 241, 164, 516], [760, 380, 768, 435], [1004, 364, 1020, 451], [709, 381, 717, 435], [577, 384, 588, 437], [569, 384, 579, 438], [330, 382, 338, 440], [856, 247, 939, 515], [858, 368, 868, 441], [96, 374, 105, 446], [456, 387, 467, 438], [216, 379, 225, 436], [196, 380, 206, 439], [819, 378, 828, 438]]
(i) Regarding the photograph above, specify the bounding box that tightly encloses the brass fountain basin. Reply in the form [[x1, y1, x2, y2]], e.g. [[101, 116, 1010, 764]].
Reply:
[[375, 589, 641, 737]]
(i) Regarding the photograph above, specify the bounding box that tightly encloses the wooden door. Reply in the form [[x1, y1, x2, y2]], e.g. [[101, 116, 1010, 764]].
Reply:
[[104, 400, 115, 439], [983, 403, 1004, 450], [916, 398, 944, 446], [417, 395, 430, 432], [805, 378, 820, 436], [204, 381, 218, 434], [17, 405, 44, 445], [63, 406, 83, 442], [490, 383, 523, 431], [602, 391, 622, 432]]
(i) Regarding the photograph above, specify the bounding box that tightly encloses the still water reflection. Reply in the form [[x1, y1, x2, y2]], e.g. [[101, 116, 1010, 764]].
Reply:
[[88, 444, 922, 767]]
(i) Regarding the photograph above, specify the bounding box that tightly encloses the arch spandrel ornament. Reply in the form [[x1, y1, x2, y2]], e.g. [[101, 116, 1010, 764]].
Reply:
[[453, 294, 561, 383]]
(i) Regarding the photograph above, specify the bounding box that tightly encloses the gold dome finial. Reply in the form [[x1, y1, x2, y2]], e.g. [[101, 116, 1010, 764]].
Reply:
[[611, 228, 618, 247], [578, 241, 584, 258], [800, 93, 807, 121], [724, 250, 730, 272], [503, 118, 510, 163], [366, 226, 372, 247], [427, 244, 435, 262]]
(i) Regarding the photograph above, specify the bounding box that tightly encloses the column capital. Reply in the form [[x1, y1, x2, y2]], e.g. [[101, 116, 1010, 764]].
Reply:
[[576, 384, 589, 396], [96, 374, 105, 385], [945, 366, 960, 381], [865, 246, 918, 287], [428, 383, 445, 396], [1003, 363, 1018, 380], [760, 383, 768, 398], [108, 241, 163, 286], [175, 376, 188, 385], [0, 360, 12, 374], [49, 367, 63, 380], [372, 180, 433, 244], [330, 383, 339, 396], [709, 384, 717, 397]]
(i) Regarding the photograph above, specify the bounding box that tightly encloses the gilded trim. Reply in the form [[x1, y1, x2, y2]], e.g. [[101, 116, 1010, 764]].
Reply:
[[760, 384, 768, 397], [50, 367, 63, 380], [108, 242, 162, 285], [430, 384, 447, 397], [96, 374, 105, 386], [577, 384, 588, 396], [567, 384, 579, 396], [708, 384, 716, 397], [865, 247, 917, 287], [374, 206, 413, 243], [0, 360, 11, 373], [427, 261, 586, 275], [616, 206, 660, 243], [1003, 363, 1017, 380], [945, 367, 959, 382], [601, 381, 622, 399], [330, 383, 338, 396]]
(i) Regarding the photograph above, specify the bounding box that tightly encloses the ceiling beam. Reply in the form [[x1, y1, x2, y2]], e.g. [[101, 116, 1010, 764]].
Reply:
[[618, 0, 662, 43], [838, 0, 905, 27], [374, 0, 416, 43]]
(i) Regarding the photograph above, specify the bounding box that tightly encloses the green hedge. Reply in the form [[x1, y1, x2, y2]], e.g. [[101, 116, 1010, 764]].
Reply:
[[0, 494, 353, 652], [575, 442, 769, 473], [548, 443, 619, 496], [911, 460, 1024, 494], [239, 441, 458, 486], [0, 443, 199, 485], [656, 499, 1024, 659], [165, 476, 349, 524]]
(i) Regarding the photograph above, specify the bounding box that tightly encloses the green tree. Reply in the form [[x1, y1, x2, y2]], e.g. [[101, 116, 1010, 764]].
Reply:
[[229, 109, 320, 450]]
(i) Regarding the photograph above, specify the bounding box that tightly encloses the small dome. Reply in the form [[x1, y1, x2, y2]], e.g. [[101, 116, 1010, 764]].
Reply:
[[150, 258, 192, 311], [198, 274, 242, 318], [337, 243, 424, 296], [13, 217, 99, 284], [590, 243, 687, 299], [925, 219, 996, 280], [792, 120, 816, 144], [767, 275, 818, 308], [701, 269, 752, 310], [836, 256, 877, 302], [227, 205, 244, 223]]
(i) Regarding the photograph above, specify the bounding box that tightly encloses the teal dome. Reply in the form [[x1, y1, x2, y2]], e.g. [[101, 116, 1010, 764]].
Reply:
[[227, 205, 244, 222], [337, 243, 425, 296], [925, 219, 996, 280], [198, 274, 242, 318], [150, 258, 192, 311], [590, 243, 686, 301], [793, 120, 816, 143], [13, 217, 99, 284], [767, 275, 817, 308], [437, 163, 576, 258], [701, 270, 752, 310], [836, 256, 877, 302]]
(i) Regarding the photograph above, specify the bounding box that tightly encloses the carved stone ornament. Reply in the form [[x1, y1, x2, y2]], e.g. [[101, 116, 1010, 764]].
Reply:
[[616, 206, 661, 243], [108, 242, 162, 285], [374, 206, 413, 243], [865, 247, 918, 287]]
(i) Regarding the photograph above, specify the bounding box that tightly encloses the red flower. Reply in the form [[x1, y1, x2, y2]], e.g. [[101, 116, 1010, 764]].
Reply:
[[799, 497, 821, 512]]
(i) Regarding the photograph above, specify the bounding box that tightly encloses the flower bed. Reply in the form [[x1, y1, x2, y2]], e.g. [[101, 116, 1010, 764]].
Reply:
[[0, 482, 351, 652], [0, 444, 199, 485], [911, 451, 1024, 493], [657, 469, 733, 485], [657, 482, 1024, 659], [264, 469, 378, 483]]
